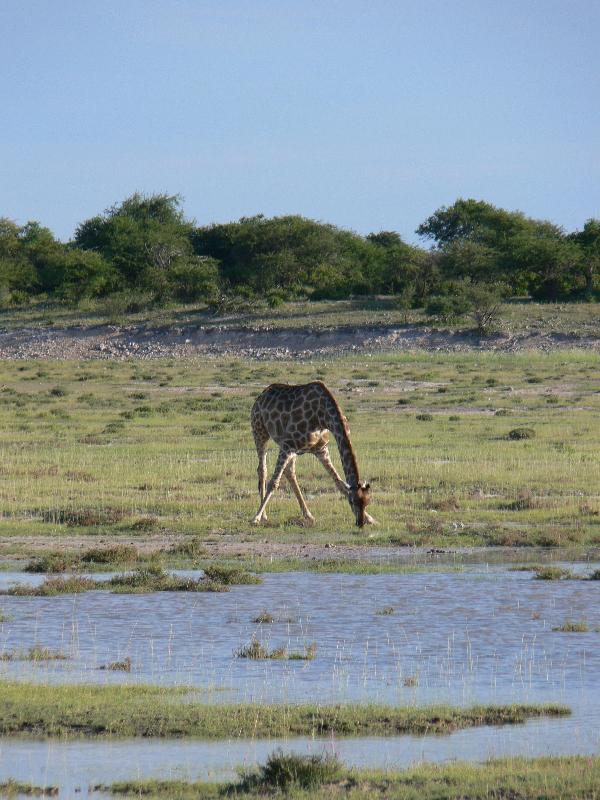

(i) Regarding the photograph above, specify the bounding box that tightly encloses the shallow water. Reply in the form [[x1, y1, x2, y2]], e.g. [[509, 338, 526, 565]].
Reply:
[[2, 566, 600, 706], [1, 566, 600, 796], [3, 715, 600, 799]]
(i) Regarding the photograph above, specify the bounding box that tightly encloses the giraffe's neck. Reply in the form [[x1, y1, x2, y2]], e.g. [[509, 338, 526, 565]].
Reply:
[[327, 406, 360, 488]]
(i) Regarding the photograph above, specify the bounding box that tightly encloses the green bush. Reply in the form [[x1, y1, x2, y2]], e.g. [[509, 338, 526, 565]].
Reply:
[[167, 257, 219, 302], [425, 290, 471, 321], [247, 750, 343, 790]]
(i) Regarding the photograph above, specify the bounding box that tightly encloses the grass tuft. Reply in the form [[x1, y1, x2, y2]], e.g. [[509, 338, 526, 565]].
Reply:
[[241, 750, 342, 792], [235, 637, 270, 659], [375, 606, 396, 616], [107, 567, 230, 594], [507, 427, 536, 440], [25, 553, 78, 573], [533, 566, 574, 581], [503, 490, 545, 511], [235, 637, 316, 661], [202, 566, 262, 585], [288, 643, 317, 661], [0, 779, 58, 797], [252, 610, 275, 624], [40, 507, 128, 526], [4, 576, 97, 596], [0, 646, 69, 662], [99, 657, 132, 672], [552, 621, 589, 632], [80, 545, 139, 564]]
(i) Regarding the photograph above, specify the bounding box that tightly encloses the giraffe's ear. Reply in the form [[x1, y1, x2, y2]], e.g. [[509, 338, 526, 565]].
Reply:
[[364, 483, 370, 491]]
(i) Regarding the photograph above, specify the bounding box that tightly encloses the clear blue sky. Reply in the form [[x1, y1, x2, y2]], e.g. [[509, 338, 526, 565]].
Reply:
[[1, 0, 599, 243]]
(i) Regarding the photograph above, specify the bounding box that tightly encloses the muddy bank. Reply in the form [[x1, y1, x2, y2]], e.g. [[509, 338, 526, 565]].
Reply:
[[0, 322, 598, 360], [1, 532, 597, 566], [0, 533, 457, 564]]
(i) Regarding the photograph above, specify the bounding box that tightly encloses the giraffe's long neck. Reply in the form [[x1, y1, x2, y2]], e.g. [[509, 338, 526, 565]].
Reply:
[[323, 395, 360, 488]]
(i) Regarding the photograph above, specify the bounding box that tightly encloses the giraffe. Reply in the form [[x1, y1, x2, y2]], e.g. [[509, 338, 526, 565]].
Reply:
[[250, 381, 375, 527]]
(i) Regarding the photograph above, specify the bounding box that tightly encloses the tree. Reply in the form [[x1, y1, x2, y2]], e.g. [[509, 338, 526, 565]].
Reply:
[[193, 214, 384, 298], [417, 198, 587, 299], [367, 231, 426, 296], [0, 219, 36, 296], [167, 257, 220, 302], [74, 193, 202, 299], [0, 219, 63, 296], [47, 250, 118, 300], [416, 198, 529, 248], [570, 219, 600, 297], [507, 233, 583, 300]]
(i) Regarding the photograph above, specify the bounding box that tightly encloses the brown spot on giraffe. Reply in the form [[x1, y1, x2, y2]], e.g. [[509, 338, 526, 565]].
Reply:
[[250, 381, 375, 527]]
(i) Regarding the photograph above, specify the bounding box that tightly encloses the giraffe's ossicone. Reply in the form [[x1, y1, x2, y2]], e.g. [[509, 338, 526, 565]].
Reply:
[[250, 381, 374, 527]]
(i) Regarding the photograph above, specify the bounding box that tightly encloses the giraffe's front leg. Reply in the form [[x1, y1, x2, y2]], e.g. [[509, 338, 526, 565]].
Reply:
[[252, 449, 294, 525], [314, 447, 348, 497]]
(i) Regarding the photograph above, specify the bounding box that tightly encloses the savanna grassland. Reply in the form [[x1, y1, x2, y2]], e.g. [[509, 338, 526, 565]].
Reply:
[[0, 347, 599, 563], [1, 306, 599, 796]]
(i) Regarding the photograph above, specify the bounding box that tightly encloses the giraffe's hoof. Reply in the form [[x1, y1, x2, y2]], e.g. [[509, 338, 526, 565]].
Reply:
[[365, 514, 377, 525], [251, 516, 263, 526], [289, 516, 315, 528]]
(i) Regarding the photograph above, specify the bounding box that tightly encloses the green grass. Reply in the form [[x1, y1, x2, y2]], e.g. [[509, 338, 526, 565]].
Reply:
[[201, 565, 262, 585], [375, 606, 396, 615], [252, 610, 276, 623], [533, 566, 575, 580], [552, 621, 591, 632], [0, 349, 600, 556], [0, 645, 69, 661], [199, 558, 464, 575], [3, 576, 98, 596], [235, 638, 317, 661], [0, 681, 569, 739], [240, 750, 343, 792], [1, 566, 261, 595], [106, 567, 232, 594], [18, 551, 467, 576], [0, 779, 58, 797], [104, 755, 600, 799], [531, 566, 600, 581]]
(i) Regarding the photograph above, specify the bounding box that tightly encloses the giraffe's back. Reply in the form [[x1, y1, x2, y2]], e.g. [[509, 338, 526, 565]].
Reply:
[[251, 382, 332, 451]]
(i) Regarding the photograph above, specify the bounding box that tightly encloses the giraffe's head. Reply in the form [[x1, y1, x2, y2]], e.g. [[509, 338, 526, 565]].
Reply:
[[347, 481, 371, 527]]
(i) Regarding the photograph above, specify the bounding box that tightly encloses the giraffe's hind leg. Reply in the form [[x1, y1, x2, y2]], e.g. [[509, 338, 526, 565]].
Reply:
[[284, 457, 315, 525], [252, 448, 294, 525], [252, 416, 270, 521]]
